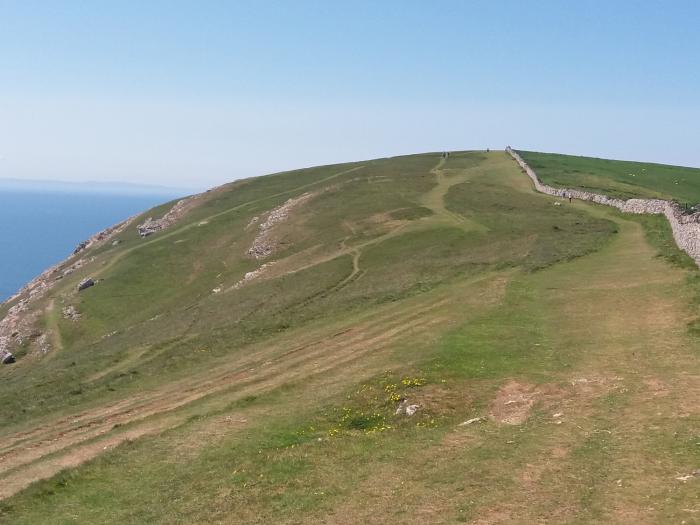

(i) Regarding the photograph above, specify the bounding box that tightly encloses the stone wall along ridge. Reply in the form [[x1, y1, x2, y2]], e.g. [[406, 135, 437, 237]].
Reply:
[[505, 147, 700, 266]]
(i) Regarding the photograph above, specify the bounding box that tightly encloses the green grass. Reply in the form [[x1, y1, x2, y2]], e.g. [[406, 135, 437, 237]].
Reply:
[[518, 149, 700, 203], [0, 152, 615, 429], [1, 150, 699, 523]]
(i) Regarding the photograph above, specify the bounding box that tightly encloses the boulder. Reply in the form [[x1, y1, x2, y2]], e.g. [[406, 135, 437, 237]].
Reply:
[[78, 278, 95, 292]]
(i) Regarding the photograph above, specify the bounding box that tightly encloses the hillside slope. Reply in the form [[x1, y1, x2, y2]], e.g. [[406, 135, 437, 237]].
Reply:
[[0, 151, 698, 524]]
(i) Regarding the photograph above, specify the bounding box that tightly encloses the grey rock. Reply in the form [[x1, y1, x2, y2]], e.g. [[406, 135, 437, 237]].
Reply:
[[78, 278, 95, 292]]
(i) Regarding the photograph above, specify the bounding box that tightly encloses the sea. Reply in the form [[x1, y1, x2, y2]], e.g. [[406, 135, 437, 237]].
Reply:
[[0, 189, 183, 302]]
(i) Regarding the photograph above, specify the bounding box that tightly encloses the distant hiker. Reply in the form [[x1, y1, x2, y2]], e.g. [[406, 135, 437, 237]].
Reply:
[[568, 193, 572, 203]]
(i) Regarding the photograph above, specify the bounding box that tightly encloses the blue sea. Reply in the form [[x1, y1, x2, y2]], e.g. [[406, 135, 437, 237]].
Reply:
[[0, 190, 181, 302]]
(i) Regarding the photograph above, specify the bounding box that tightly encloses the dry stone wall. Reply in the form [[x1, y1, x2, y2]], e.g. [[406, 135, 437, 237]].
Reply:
[[506, 147, 700, 266]]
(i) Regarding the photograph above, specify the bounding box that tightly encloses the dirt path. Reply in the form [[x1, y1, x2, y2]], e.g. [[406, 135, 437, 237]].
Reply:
[[38, 165, 368, 333], [44, 299, 64, 354], [242, 155, 489, 292], [314, 163, 700, 524], [0, 272, 507, 500], [0, 153, 506, 503], [459, 195, 700, 522], [7, 155, 697, 522], [422, 156, 487, 232]]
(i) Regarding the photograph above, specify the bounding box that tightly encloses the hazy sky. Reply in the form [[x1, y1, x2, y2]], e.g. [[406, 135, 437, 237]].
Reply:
[[1, 0, 699, 190]]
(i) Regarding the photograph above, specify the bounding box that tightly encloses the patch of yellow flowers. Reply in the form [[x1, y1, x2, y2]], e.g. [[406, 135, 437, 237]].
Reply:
[[322, 373, 430, 438]]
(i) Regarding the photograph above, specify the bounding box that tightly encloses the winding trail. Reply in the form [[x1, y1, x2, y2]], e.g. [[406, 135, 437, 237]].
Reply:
[[237, 155, 487, 294], [423, 156, 488, 232], [318, 155, 700, 524], [0, 154, 497, 499], [0, 271, 505, 500], [4, 153, 697, 523], [35, 165, 369, 341]]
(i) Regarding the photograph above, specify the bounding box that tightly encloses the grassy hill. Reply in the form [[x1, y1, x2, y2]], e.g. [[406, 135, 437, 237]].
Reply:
[[518, 150, 700, 204], [0, 151, 698, 524]]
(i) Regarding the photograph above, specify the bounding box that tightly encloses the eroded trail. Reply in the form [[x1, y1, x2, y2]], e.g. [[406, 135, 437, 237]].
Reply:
[[2, 153, 698, 524], [0, 157, 481, 497], [238, 155, 487, 294], [312, 201, 700, 524], [460, 210, 700, 523], [423, 156, 487, 232], [0, 272, 508, 500]]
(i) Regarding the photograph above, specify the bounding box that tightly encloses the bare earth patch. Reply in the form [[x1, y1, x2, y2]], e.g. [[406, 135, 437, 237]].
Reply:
[[489, 380, 540, 425]]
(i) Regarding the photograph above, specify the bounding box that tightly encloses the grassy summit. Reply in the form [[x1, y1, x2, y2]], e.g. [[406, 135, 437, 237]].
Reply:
[[0, 151, 698, 523], [518, 150, 700, 203]]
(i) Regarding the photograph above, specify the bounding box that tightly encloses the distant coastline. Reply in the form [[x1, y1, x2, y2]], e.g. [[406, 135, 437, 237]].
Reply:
[[0, 178, 198, 196], [0, 186, 183, 302]]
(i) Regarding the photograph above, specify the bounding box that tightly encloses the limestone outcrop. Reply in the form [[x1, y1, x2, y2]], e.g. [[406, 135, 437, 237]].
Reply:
[[247, 193, 313, 259], [506, 147, 700, 266], [137, 195, 199, 237], [0, 215, 132, 361], [73, 216, 136, 255]]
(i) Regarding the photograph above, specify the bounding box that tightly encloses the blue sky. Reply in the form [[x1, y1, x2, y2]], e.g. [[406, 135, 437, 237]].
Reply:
[[0, 0, 698, 189]]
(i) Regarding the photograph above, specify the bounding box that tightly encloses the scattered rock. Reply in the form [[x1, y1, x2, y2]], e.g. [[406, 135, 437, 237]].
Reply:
[[62, 305, 81, 321], [232, 262, 275, 289], [247, 193, 314, 259], [36, 333, 51, 354], [0, 300, 35, 360], [1, 350, 15, 364], [459, 416, 486, 426], [395, 399, 420, 416], [137, 195, 200, 237], [72, 216, 135, 255], [0, 215, 131, 360], [78, 278, 95, 292], [676, 470, 700, 482], [73, 240, 88, 254]]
